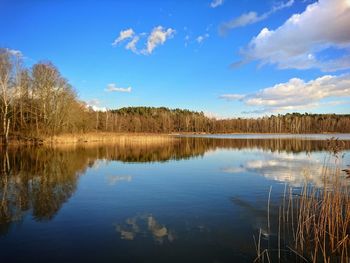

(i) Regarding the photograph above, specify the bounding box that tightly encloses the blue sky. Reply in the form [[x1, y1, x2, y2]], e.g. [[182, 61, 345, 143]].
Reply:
[[1, 0, 350, 117]]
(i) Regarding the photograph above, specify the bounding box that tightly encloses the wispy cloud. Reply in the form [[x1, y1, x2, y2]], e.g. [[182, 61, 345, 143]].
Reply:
[[210, 0, 224, 8], [106, 83, 132, 93], [219, 74, 350, 113], [239, 0, 350, 71], [219, 94, 245, 101], [143, 26, 175, 55], [7, 48, 23, 57], [196, 33, 210, 44], [87, 99, 100, 106], [184, 35, 190, 47], [108, 175, 132, 186], [125, 35, 140, 54], [184, 25, 211, 47], [112, 26, 175, 55], [219, 0, 294, 34], [112, 28, 135, 46], [203, 111, 228, 119]]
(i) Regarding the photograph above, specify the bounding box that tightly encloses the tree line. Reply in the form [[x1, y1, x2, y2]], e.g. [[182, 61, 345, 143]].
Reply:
[[1, 48, 349, 143], [104, 108, 350, 134]]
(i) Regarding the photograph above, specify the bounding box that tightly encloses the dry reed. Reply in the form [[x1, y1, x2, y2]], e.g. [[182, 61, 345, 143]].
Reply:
[[42, 132, 176, 145], [255, 138, 350, 262]]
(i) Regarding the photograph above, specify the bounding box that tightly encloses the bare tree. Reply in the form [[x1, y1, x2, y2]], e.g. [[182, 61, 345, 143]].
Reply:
[[0, 49, 14, 144]]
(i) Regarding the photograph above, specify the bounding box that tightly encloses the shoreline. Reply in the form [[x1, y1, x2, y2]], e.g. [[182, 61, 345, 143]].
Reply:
[[1, 131, 350, 146], [43, 133, 177, 146], [0, 133, 176, 146], [170, 132, 350, 135]]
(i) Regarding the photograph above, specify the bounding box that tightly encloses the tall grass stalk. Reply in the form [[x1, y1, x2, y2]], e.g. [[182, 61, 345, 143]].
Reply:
[[256, 138, 350, 262]]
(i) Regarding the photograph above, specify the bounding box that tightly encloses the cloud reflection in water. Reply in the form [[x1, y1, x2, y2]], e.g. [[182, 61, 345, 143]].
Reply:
[[221, 152, 337, 187], [116, 214, 175, 244]]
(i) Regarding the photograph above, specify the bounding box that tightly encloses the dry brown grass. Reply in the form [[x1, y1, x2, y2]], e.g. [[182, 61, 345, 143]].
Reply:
[[285, 170, 350, 262], [255, 138, 350, 262], [42, 132, 176, 145]]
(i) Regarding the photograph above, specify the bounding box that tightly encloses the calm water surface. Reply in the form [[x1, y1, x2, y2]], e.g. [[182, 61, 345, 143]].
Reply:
[[1, 136, 350, 262]]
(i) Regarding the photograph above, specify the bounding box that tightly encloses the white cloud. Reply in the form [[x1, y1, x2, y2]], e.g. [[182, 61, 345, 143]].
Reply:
[[222, 167, 246, 173], [196, 33, 210, 44], [222, 152, 328, 187], [143, 26, 175, 55], [87, 99, 100, 106], [112, 26, 175, 55], [219, 0, 294, 34], [106, 83, 132, 93], [220, 12, 260, 33], [86, 99, 107, 112], [241, 0, 350, 71], [219, 94, 245, 101], [125, 36, 140, 54], [210, 0, 224, 8], [112, 28, 135, 46], [184, 35, 190, 47], [220, 74, 350, 112], [203, 111, 227, 120], [7, 48, 23, 57], [91, 105, 107, 112]]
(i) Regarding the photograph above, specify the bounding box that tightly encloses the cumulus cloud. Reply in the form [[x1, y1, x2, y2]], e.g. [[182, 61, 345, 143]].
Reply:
[[219, 0, 294, 34], [196, 33, 210, 44], [143, 26, 175, 55], [106, 83, 132, 93], [112, 26, 175, 55], [112, 28, 135, 46], [240, 0, 350, 71], [220, 74, 350, 112], [210, 0, 224, 8]]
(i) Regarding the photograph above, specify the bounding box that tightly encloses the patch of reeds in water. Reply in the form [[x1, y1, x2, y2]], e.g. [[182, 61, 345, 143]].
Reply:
[[43, 132, 176, 145], [255, 138, 350, 262]]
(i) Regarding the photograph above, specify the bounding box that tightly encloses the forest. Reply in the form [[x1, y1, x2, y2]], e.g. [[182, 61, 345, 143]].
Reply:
[[1, 48, 350, 144]]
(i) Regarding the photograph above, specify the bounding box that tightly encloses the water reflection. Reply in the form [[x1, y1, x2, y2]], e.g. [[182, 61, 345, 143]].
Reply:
[[0, 137, 349, 236], [178, 137, 350, 154], [116, 214, 175, 244], [108, 175, 132, 185], [1, 136, 350, 262], [231, 197, 270, 238], [222, 151, 347, 186], [0, 147, 86, 235]]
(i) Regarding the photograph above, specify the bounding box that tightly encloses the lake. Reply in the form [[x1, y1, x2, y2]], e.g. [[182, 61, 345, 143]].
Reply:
[[1, 135, 350, 262]]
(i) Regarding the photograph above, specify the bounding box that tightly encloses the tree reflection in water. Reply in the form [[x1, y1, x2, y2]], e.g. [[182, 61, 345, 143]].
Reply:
[[1, 137, 349, 236]]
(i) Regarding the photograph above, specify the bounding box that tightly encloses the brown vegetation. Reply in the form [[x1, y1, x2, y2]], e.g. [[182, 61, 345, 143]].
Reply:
[[42, 132, 175, 145], [255, 139, 350, 262]]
